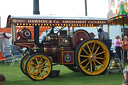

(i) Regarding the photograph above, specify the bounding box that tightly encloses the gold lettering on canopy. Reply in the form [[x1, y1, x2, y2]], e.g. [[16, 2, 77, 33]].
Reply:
[[28, 20, 48, 23], [53, 20, 60, 23], [12, 18, 107, 26], [13, 19, 25, 23], [88, 21, 107, 24], [49, 20, 52, 23], [62, 20, 87, 24]]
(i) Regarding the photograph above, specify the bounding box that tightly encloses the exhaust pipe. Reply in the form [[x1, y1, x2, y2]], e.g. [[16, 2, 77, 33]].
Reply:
[[33, 0, 40, 47], [33, 0, 40, 15]]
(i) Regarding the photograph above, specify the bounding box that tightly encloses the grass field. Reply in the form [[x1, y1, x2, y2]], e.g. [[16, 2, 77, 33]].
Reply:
[[0, 62, 124, 85]]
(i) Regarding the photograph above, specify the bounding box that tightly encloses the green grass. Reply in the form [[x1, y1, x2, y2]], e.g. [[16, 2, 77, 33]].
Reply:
[[0, 62, 124, 85]]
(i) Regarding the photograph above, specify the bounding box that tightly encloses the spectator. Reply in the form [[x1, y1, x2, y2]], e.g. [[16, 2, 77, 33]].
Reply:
[[98, 28, 111, 50], [0, 74, 5, 85], [114, 35, 122, 60], [123, 66, 128, 84], [122, 36, 128, 63]]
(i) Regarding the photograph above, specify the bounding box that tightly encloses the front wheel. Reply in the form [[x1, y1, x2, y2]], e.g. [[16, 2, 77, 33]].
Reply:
[[75, 39, 110, 75], [25, 53, 52, 81]]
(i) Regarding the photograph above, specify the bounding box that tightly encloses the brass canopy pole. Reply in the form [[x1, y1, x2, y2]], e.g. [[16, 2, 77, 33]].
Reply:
[[68, 26, 70, 37], [108, 24, 110, 38], [72, 26, 74, 35]]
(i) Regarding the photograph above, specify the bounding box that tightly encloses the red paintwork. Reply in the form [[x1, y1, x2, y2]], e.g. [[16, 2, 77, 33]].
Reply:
[[58, 51, 62, 64], [59, 37, 63, 46], [17, 28, 31, 40], [62, 51, 74, 64], [73, 30, 90, 47], [14, 27, 91, 65], [16, 43, 37, 49], [44, 43, 52, 56]]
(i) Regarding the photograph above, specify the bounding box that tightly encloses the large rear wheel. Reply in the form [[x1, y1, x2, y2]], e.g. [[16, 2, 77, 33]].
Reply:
[[75, 39, 110, 75], [25, 53, 52, 81]]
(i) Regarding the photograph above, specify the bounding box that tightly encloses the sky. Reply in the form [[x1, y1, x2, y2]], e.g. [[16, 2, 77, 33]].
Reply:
[[0, 0, 108, 28]]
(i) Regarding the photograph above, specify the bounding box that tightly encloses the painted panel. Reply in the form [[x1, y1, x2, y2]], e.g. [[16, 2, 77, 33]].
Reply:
[[62, 51, 74, 64]]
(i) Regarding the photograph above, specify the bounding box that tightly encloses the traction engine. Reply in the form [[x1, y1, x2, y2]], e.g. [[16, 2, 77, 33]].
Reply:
[[11, 17, 110, 81], [15, 26, 110, 81]]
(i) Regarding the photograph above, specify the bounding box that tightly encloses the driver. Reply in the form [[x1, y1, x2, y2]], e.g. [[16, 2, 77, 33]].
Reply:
[[98, 28, 111, 50]]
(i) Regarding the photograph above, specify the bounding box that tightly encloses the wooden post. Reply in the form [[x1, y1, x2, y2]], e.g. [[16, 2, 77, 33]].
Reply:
[[122, 18, 125, 68]]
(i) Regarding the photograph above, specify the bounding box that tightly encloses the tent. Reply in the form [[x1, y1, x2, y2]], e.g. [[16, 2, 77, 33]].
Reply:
[[107, 0, 128, 67], [0, 32, 11, 55]]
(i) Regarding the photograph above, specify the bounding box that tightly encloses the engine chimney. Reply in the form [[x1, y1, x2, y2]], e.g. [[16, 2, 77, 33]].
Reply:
[[33, 0, 40, 15], [33, 0, 40, 47]]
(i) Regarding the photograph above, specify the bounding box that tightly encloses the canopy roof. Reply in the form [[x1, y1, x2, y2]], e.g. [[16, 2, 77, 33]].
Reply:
[[0, 28, 11, 33], [107, 0, 128, 25], [108, 15, 128, 25], [11, 15, 107, 27]]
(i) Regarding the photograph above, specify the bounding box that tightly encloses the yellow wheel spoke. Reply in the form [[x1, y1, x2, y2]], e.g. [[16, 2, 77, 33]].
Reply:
[[30, 73, 37, 76], [36, 69, 40, 74], [87, 44, 92, 54], [35, 57, 38, 65], [41, 57, 43, 62], [95, 60, 103, 66], [31, 66, 37, 69], [96, 51, 105, 56], [34, 70, 38, 78], [96, 57, 104, 59], [90, 61, 92, 72], [30, 61, 37, 66], [42, 65, 49, 68], [39, 57, 43, 64], [92, 43, 96, 53], [80, 59, 88, 64], [81, 47, 89, 55], [41, 69, 48, 73], [95, 45, 100, 54], [39, 70, 43, 78], [83, 61, 90, 69], [80, 55, 90, 58], [29, 66, 32, 71], [93, 61, 98, 71], [41, 61, 47, 66], [31, 68, 36, 74]]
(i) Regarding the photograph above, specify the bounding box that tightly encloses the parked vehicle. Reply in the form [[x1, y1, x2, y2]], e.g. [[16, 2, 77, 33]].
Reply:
[[11, 16, 110, 80]]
